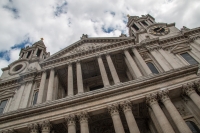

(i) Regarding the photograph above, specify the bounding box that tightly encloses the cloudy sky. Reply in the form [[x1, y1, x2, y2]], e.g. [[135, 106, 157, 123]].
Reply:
[[0, 0, 200, 75]]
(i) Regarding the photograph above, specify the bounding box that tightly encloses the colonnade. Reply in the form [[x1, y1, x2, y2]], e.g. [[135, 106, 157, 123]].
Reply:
[[37, 48, 153, 104], [3, 82, 200, 133]]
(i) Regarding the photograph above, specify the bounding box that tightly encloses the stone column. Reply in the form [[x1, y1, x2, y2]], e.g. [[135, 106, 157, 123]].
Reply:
[[108, 104, 125, 133], [158, 90, 192, 133], [14, 83, 26, 110], [34, 47, 39, 56], [40, 121, 51, 133], [68, 63, 74, 96], [124, 49, 142, 78], [120, 100, 140, 133], [65, 114, 76, 133], [183, 83, 200, 110], [97, 55, 110, 86], [37, 71, 46, 103], [28, 123, 39, 133], [132, 47, 152, 75], [76, 61, 84, 93], [106, 54, 120, 84], [150, 49, 171, 71], [77, 112, 90, 133], [20, 81, 33, 108], [146, 93, 175, 133], [46, 68, 55, 101]]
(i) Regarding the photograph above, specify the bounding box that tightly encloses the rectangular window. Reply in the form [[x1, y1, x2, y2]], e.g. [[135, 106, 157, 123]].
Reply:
[[141, 21, 148, 26], [0, 100, 8, 114], [32, 91, 38, 105], [180, 53, 198, 65], [147, 62, 159, 74]]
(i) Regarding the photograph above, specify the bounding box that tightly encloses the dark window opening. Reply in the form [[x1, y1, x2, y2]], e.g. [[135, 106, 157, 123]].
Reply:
[[186, 121, 200, 133], [181, 53, 198, 65], [33, 91, 38, 105], [21, 53, 24, 58], [147, 62, 159, 74], [0, 100, 8, 114], [26, 51, 31, 58], [132, 24, 139, 31], [13, 64, 23, 72], [37, 49, 42, 57], [141, 21, 148, 26], [90, 85, 104, 91]]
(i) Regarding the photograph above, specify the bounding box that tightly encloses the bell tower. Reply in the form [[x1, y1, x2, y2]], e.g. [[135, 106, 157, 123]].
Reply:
[[19, 38, 50, 60], [127, 14, 156, 37]]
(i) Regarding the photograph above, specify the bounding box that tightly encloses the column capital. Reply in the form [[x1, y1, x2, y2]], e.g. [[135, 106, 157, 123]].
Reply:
[[108, 103, 119, 116], [40, 120, 51, 131], [41, 69, 47, 73], [158, 90, 170, 102], [182, 83, 196, 96], [28, 123, 39, 133], [194, 80, 200, 92], [77, 111, 89, 123], [146, 93, 158, 106], [120, 100, 132, 112], [65, 114, 76, 126]]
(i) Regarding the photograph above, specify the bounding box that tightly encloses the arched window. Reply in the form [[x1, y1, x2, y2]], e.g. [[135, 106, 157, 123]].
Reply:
[[146, 62, 159, 74], [32, 91, 38, 105], [180, 53, 198, 65], [186, 121, 200, 133]]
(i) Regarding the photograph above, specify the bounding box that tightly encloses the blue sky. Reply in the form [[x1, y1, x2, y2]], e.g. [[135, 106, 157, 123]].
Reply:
[[0, 0, 200, 75]]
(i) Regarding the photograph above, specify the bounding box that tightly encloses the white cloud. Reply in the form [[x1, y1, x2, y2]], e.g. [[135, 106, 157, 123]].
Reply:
[[0, 0, 200, 75]]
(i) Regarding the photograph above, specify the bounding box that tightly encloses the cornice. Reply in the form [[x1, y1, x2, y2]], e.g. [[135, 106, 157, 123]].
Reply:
[[183, 27, 200, 36], [0, 64, 198, 123]]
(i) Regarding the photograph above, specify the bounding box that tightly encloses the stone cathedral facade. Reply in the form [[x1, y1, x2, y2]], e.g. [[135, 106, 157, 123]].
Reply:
[[1, 14, 200, 133]]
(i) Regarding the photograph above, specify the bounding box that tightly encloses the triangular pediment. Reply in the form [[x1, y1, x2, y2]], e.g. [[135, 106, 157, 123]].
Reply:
[[42, 37, 129, 62], [171, 43, 191, 54]]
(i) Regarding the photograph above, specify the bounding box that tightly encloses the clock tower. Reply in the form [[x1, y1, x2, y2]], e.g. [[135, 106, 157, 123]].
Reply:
[[127, 14, 180, 43]]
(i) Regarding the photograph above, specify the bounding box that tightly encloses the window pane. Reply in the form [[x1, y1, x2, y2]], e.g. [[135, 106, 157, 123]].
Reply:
[[147, 62, 159, 74], [186, 121, 200, 133], [181, 53, 198, 65], [0, 100, 8, 114], [33, 92, 38, 105]]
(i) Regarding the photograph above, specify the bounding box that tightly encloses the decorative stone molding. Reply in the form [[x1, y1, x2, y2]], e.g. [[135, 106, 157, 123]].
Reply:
[[158, 89, 170, 102], [0, 129, 16, 133], [182, 83, 196, 96], [40, 120, 51, 132], [65, 114, 76, 126], [108, 103, 119, 116], [146, 93, 158, 106], [28, 123, 39, 133], [77, 112, 89, 123], [120, 100, 132, 112]]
